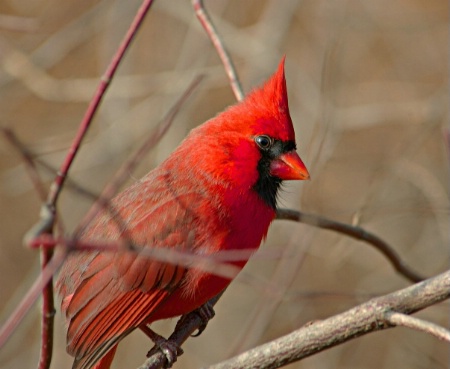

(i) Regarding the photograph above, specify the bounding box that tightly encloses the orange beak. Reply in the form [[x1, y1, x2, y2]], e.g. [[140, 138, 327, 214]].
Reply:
[[270, 151, 310, 180]]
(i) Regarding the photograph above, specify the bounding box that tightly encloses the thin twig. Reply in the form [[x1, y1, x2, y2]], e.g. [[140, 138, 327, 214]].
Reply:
[[28, 235, 243, 281], [0, 247, 67, 349], [2, 129, 67, 242], [1, 128, 60, 369], [1, 127, 47, 201], [75, 75, 204, 237], [26, 0, 157, 242], [45, 0, 156, 210], [206, 270, 450, 369], [192, 0, 244, 101], [276, 208, 425, 283], [37, 248, 56, 369], [19, 74, 203, 249], [385, 311, 450, 342]]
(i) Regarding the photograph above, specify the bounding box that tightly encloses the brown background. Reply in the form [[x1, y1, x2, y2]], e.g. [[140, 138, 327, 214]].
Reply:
[[0, 1, 448, 368]]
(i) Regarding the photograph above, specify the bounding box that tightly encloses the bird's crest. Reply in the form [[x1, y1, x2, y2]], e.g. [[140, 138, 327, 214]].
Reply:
[[218, 57, 296, 142]]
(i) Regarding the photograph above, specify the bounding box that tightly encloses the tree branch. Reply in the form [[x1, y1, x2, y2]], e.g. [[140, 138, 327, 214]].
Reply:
[[192, 0, 244, 102], [75, 74, 204, 238], [206, 270, 450, 369], [45, 0, 156, 209], [1, 128, 60, 369], [0, 247, 67, 349], [384, 311, 450, 343], [276, 208, 425, 283]]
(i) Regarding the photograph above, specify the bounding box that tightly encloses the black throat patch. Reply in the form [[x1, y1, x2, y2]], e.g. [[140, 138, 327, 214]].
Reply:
[[252, 139, 296, 209]]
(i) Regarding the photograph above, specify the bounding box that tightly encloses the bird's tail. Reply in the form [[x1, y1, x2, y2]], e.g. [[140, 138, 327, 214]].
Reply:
[[73, 344, 118, 369]]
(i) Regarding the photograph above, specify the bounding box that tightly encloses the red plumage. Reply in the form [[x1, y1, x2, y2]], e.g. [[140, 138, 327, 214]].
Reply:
[[56, 59, 309, 369]]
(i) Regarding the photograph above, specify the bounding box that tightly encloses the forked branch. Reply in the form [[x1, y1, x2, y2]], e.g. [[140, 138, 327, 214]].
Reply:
[[206, 270, 450, 369]]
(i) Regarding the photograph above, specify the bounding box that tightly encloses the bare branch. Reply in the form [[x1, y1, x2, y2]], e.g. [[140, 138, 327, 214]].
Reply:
[[192, 0, 244, 101], [76, 75, 204, 237], [30, 235, 242, 281], [0, 247, 67, 349], [37, 248, 56, 369], [1, 127, 47, 201], [46, 0, 156, 210], [206, 270, 450, 369], [1, 128, 61, 369], [384, 311, 450, 343], [276, 208, 425, 283]]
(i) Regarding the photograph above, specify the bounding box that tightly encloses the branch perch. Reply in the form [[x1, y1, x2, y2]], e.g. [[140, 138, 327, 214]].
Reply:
[[206, 270, 450, 369]]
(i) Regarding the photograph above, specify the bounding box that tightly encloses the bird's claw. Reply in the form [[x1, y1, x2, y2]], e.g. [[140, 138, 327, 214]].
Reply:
[[146, 338, 183, 368], [191, 301, 215, 337], [144, 328, 183, 368]]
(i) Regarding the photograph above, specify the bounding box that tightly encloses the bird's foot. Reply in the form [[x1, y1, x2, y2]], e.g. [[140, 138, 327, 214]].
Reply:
[[176, 300, 215, 337], [141, 325, 183, 368], [193, 300, 215, 337]]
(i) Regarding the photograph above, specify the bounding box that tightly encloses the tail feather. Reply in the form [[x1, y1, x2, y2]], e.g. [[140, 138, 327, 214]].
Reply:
[[73, 343, 118, 369]]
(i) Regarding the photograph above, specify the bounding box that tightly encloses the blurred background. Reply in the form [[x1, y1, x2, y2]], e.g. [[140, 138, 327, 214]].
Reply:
[[0, 0, 448, 368]]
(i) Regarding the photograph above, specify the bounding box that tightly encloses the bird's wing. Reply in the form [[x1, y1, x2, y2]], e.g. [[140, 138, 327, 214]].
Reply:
[[56, 172, 225, 368]]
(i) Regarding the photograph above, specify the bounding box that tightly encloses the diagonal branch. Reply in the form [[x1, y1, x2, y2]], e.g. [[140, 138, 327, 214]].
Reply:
[[206, 270, 450, 369], [45, 0, 156, 210], [276, 208, 425, 283], [75, 74, 204, 238], [192, 0, 244, 102], [0, 247, 67, 350], [384, 311, 450, 342], [1, 128, 58, 369], [1, 127, 48, 201]]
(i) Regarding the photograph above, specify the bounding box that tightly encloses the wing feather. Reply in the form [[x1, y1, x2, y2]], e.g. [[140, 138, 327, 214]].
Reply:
[[57, 169, 225, 366]]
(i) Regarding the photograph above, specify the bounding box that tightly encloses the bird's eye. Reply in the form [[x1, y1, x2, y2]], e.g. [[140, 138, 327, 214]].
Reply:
[[255, 135, 273, 150]]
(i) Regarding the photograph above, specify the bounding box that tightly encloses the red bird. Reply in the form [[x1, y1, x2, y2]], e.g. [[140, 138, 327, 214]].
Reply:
[[56, 59, 310, 369]]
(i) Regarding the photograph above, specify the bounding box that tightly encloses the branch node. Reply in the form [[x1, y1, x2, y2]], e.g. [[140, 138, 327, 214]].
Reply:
[[23, 203, 56, 248]]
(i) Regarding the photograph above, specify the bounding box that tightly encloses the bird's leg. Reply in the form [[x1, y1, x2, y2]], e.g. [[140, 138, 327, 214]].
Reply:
[[140, 325, 183, 367], [176, 300, 216, 337], [140, 301, 215, 366]]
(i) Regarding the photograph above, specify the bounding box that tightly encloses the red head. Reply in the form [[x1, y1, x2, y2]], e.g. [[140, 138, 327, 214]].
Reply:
[[172, 58, 309, 209]]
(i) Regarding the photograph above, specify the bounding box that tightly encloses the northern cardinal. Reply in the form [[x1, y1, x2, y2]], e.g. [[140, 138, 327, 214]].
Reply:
[[56, 59, 309, 369]]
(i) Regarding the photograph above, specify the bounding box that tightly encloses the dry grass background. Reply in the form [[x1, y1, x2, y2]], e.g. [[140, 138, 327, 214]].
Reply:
[[0, 0, 448, 368]]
